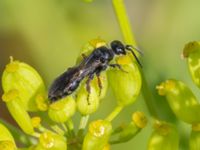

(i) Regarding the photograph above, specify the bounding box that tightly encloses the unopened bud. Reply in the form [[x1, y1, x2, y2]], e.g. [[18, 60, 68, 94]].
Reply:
[[108, 55, 142, 106], [148, 121, 179, 150], [2, 57, 47, 111], [82, 120, 112, 150], [2, 90, 34, 134], [157, 79, 200, 124], [34, 131, 67, 150], [48, 96, 76, 123]]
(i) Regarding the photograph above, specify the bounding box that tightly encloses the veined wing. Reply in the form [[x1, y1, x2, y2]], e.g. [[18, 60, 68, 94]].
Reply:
[[78, 48, 103, 70], [48, 67, 79, 101]]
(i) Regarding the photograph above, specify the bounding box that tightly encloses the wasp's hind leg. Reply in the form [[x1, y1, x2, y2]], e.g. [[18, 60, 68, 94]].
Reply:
[[81, 53, 87, 60], [109, 64, 128, 73], [86, 73, 94, 105], [96, 72, 103, 97]]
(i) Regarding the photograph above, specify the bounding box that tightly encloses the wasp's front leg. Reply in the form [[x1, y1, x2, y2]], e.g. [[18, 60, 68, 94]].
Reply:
[[109, 64, 128, 73], [86, 73, 94, 104]]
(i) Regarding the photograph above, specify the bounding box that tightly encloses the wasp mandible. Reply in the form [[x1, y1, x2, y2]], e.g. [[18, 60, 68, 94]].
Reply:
[[48, 40, 142, 103]]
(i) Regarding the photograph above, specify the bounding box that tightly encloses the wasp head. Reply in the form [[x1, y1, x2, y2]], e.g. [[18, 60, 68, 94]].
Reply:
[[111, 40, 126, 55], [111, 40, 143, 67]]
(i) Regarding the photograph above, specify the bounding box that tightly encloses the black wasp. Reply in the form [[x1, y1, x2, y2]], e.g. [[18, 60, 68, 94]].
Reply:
[[48, 40, 142, 103]]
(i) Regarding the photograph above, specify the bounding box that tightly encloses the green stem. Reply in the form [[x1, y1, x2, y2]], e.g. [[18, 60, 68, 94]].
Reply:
[[61, 123, 68, 132], [79, 115, 89, 130], [0, 119, 33, 146], [110, 130, 140, 145], [106, 106, 123, 122], [67, 119, 74, 131], [31, 132, 40, 138], [141, 72, 159, 118], [112, 0, 136, 45], [66, 119, 75, 137], [112, 0, 159, 119], [50, 125, 64, 135]]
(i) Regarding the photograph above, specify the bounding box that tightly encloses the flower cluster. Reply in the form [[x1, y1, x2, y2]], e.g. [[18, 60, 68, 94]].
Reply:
[[153, 41, 200, 150], [0, 38, 147, 150]]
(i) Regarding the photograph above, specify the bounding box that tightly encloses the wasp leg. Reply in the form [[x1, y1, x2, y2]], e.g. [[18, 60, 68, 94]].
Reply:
[[81, 53, 87, 60], [96, 72, 102, 96], [86, 73, 94, 105], [109, 64, 128, 73]]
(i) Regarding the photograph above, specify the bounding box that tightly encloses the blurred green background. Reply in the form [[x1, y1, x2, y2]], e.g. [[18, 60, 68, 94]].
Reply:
[[1, 0, 200, 149]]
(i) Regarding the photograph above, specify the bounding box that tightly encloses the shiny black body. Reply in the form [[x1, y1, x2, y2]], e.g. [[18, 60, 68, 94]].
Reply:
[[48, 40, 142, 103]]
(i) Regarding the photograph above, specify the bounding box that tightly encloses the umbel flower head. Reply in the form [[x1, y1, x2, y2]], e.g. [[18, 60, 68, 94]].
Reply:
[[0, 38, 145, 149]]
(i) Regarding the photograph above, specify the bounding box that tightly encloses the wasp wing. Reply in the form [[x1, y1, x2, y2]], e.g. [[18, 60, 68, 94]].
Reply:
[[79, 48, 103, 70], [48, 67, 78, 101]]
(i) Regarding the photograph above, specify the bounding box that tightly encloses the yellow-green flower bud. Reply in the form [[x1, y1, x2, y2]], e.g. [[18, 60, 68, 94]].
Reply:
[[76, 39, 109, 115], [183, 41, 200, 88], [190, 124, 200, 150], [82, 120, 112, 150], [48, 96, 76, 123], [108, 55, 142, 106], [148, 121, 179, 150], [34, 131, 67, 150], [0, 123, 16, 149], [157, 79, 200, 124], [132, 111, 148, 128], [76, 78, 100, 115], [2, 57, 47, 111], [0, 141, 16, 150], [102, 144, 110, 150], [110, 111, 147, 144], [76, 38, 108, 99], [31, 117, 41, 128], [77, 38, 107, 62], [2, 90, 34, 134]]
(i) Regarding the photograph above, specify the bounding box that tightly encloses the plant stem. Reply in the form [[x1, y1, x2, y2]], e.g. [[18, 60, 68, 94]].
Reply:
[[112, 0, 136, 46], [79, 115, 89, 130], [141, 72, 159, 118], [106, 105, 123, 122], [61, 123, 68, 132], [66, 119, 75, 137], [112, 0, 159, 119], [31, 132, 40, 138], [50, 125, 64, 135], [67, 119, 74, 131]]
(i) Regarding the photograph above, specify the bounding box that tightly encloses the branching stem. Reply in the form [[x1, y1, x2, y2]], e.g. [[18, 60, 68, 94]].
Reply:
[[112, 0, 159, 119], [106, 105, 123, 122]]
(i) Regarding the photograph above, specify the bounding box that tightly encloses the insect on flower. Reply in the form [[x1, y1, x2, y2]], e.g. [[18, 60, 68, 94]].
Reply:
[[48, 40, 142, 103]]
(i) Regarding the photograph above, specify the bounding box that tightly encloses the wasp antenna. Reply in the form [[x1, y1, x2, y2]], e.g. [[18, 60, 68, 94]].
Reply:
[[125, 45, 143, 68], [126, 45, 144, 55]]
